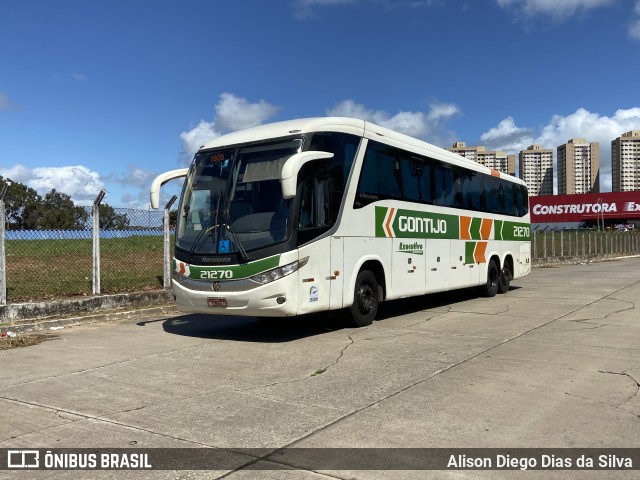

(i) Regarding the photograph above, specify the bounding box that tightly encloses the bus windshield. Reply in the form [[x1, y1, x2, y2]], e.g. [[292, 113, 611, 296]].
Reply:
[[176, 139, 303, 257]]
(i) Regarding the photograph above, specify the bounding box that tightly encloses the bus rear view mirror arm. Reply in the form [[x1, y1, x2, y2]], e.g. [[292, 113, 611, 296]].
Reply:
[[150, 168, 189, 209], [280, 151, 334, 199]]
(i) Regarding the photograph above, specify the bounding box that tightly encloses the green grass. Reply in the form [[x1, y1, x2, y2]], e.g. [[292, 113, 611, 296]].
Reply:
[[5, 236, 170, 302]]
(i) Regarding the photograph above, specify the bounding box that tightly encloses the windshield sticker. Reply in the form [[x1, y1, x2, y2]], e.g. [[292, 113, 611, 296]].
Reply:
[[218, 239, 230, 253]]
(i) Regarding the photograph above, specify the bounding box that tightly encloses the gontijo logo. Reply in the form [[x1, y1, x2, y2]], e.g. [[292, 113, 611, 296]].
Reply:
[[376, 207, 459, 239], [376, 207, 530, 265], [376, 207, 530, 241]]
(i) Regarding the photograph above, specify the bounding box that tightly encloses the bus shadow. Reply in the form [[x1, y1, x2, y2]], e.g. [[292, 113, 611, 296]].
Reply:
[[160, 286, 522, 342], [161, 311, 348, 343], [376, 285, 522, 321]]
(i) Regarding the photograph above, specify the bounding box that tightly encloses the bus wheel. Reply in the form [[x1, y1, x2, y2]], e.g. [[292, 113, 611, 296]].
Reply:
[[498, 264, 512, 294], [481, 259, 499, 297], [348, 270, 378, 327]]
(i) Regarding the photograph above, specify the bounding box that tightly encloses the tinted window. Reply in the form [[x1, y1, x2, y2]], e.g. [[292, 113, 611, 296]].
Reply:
[[461, 169, 484, 211], [484, 175, 503, 214], [434, 162, 456, 207], [401, 155, 433, 203], [355, 141, 401, 207], [515, 184, 529, 216]]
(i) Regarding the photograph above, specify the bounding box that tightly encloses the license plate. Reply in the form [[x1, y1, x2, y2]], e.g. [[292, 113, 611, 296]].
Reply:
[[207, 298, 227, 308]]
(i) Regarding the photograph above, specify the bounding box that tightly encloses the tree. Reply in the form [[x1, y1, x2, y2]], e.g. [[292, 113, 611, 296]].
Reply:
[[99, 204, 130, 229], [29, 189, 89, 230], [0, 175, 42, 229]]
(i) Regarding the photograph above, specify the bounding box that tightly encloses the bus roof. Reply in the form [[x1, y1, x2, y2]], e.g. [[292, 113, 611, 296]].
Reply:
[[199, 117, 525, 186]]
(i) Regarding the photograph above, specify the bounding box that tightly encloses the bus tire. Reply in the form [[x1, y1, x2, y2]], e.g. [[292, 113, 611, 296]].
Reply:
[[498, 264, 512, 294], [347, 270, 378, 327], [481, 259, 499, 297]]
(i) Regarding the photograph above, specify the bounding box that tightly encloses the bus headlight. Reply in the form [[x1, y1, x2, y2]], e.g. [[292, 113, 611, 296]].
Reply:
[[250, 257, 309, 285]]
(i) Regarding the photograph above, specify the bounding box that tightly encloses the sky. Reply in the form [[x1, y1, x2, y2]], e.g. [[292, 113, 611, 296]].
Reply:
[[1, 0, 640, 208]]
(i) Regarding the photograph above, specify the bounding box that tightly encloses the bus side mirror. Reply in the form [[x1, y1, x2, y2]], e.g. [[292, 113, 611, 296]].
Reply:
[[280, 151, 334, 199], [150, 168, 189, 209]]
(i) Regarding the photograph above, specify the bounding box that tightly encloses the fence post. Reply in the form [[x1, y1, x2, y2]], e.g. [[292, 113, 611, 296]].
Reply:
[[533, 230, 537, 258], [0, 184, 7, 306], [543, 231, 547, 258], [92, 190, 106, 295], [163, 195, 177, 290], [560, 230, 564, 257]]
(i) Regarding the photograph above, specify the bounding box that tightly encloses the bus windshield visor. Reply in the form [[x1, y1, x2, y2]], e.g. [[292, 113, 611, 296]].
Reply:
[[176, 139, 303, 256]]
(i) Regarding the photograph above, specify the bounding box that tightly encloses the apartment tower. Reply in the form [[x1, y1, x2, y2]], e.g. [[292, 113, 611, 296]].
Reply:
[[448, 142, 516, 176], [611, 130, 640, 192], [557, 138, 600, 195], [519, 144, 553, 196]]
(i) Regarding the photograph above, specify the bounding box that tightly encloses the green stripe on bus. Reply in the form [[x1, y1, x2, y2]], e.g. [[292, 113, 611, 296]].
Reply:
[[470, 217, 482, 240], [175, 255, 281, 280], [375, 207, 387, 237], [494, 220, 504, 240], [465, 242, 476, 264], [499, 221, 531, 241], [375, 206, 530, 242]]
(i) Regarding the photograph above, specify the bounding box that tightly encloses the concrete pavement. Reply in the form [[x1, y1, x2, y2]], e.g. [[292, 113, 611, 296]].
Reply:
[[1, 259, 639, 479]]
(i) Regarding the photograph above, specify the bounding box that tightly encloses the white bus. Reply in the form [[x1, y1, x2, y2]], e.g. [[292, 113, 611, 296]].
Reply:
[[151, 117, 531, 327]]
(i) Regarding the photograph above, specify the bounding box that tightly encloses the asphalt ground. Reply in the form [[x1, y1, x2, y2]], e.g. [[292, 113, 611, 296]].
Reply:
[[1, 258, 639, 479]]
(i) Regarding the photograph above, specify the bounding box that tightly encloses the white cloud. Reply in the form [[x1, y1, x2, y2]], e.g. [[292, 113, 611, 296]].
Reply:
[[480, 117, 534, 152], [180, 120, 221, 162], [479, 107, 640, 192], [631, 1, 640, 40], [427, 101, 462, 122], [0, 164, 105, 205], [496, 0, 615, 18], [214, 92, 279, 132], [0, 91, 22, 111], [72, 71, 87, 82], [326, 99, 460, 144], [293, 0, 358, 20], [179, 93, 279, 163]]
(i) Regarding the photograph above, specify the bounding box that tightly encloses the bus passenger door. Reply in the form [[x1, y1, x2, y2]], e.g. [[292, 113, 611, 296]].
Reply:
[[392, 238, 426, 297], [330, 236, 344, 309], [425, 239, 450, 293]]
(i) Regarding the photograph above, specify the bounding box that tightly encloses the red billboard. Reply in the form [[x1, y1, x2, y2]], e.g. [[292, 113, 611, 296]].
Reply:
[[530, 191, 640, 224]]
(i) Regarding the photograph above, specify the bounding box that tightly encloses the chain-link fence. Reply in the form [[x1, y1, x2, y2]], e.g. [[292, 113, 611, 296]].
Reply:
[[0, 190, 177, 304], [532, 228, 640, 261], [2, 187, 640, 305]]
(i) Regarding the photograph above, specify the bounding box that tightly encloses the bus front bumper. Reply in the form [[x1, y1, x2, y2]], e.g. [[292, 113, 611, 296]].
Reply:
[[171, 275, 299, 317]]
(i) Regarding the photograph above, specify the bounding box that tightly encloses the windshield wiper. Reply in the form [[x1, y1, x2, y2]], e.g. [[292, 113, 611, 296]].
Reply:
[[222, 209, 251, 263], [187, 191, 224, 264]]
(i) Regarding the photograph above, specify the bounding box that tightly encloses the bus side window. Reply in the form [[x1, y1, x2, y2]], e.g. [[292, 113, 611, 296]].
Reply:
[[298, 172, 330, 230], [484, 176, 501, 214], [402, 155, 433, 203], [434, 162, 456, 207], [462, 170, 483, 211], [355, 141, 401, 208]]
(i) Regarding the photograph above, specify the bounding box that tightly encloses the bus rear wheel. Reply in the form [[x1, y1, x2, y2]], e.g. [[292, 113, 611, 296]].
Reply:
[[498, 264, 512, 294], [347, 270, 378, 327], [481, 259, 499, 297]]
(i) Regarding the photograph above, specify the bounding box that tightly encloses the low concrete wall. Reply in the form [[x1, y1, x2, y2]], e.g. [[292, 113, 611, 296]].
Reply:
[[0, 290, 173, 330]]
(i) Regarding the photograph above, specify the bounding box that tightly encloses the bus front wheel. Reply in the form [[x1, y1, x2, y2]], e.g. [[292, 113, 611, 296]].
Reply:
[[481, 259, 499, 297], [348, 270, 378, 327]]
